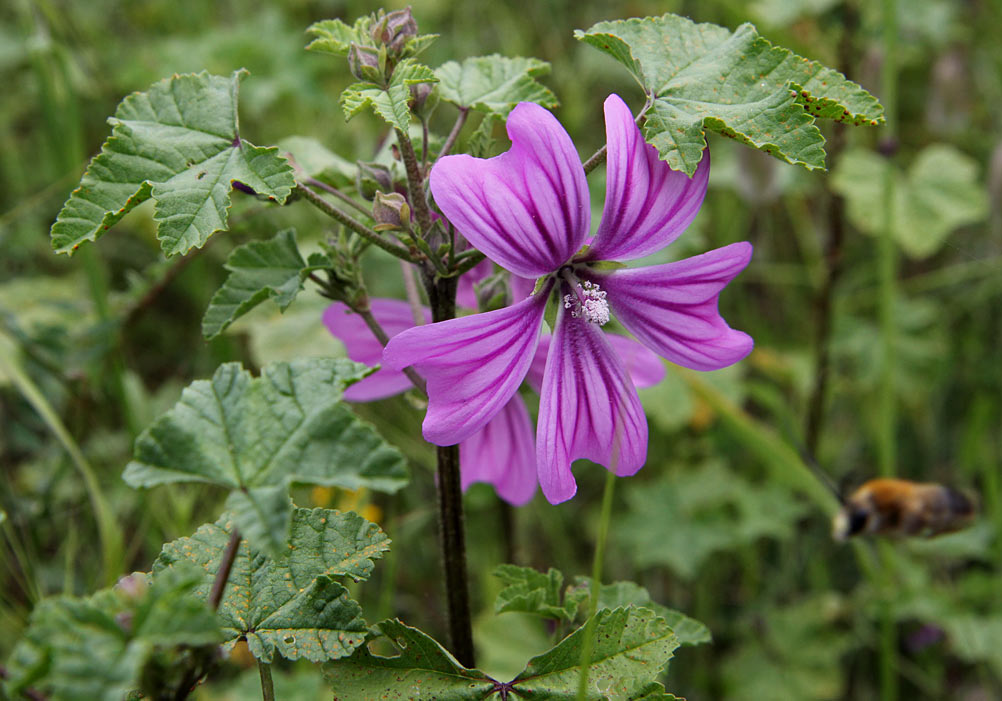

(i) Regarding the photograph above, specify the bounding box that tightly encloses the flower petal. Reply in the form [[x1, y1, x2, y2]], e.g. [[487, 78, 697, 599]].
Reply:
[[604, 334, 666, 389], [586, 94, 710, 262], [537, 306, 648, 504], [430, 102, 590, 278], [595, 242, 754, 371], [526, 333, 663, 392], [456, 257, 493, 310], [383, 293, 548, 445], [323, 300, 430, 401], [460, 394, 537, 505]]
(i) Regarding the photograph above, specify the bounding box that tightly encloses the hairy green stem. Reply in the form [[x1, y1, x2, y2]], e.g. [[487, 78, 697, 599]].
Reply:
[[424, 271, 475, 667], [296, 183, 420, 263], [258, 660, 276, 701], [576, 470, 617, 700], [301, 175, 371, 216], [452, 250, 487, 276], [395, 128, 434, 235]]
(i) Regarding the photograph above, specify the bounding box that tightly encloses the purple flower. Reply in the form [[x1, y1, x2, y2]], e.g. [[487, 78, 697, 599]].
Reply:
[[384, 94, 753, 503], [325, 297, 664, 505]]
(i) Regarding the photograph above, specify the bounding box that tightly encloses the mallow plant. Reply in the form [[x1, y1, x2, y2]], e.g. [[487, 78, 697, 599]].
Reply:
[[3, 7, 882, 700]]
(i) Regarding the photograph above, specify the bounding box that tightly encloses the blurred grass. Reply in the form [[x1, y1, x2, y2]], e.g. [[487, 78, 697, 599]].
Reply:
[[1, 0, 1001, 699]]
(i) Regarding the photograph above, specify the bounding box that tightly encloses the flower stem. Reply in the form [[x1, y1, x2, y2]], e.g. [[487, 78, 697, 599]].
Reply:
[[437, 108, 469, 162], [576, 469, 617, 701], [301, 175, 371, 216], [582, 145, 607, 175], [395, 128, 434, 235], [258, 660, 276, 701], [354, 302, 427, 395], [209, 527, 241, 610], [424, 270, 475, 668], [296, 183, 420, 263]]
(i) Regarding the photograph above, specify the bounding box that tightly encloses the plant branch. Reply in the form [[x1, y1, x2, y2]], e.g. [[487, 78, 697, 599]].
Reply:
[[258, 661, 276, 701], [452, 250, 487, 276], [209, 527, 241, 610], [423, 270, 475, 668], [300, 176, 371, 216], [296, 183, 420, 263], [354, 301, 427, 395], [395, 128, 434, 236], [437, 108, 469, 162], [582, 146, 607, 175]]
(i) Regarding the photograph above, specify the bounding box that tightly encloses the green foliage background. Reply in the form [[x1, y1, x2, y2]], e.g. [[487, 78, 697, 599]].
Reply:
[[1, 0, 1000, 698]]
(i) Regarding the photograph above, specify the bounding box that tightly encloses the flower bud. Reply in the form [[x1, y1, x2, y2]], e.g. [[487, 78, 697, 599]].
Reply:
[[356, 161, 393, 200], [348, 43, 384, 83], [409, 82, 438, 118], [372, 192, 411, 231], [371, 7, 417, 55]]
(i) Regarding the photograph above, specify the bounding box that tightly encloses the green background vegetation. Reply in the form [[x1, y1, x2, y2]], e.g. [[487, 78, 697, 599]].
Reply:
[[2, 0, 1000, 698]]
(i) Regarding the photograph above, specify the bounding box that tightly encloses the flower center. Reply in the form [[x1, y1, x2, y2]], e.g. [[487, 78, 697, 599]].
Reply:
[[562, 278, 610, 325]]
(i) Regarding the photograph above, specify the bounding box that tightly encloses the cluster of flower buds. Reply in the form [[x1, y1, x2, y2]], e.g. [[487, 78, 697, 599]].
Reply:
[[370, 7, 417, 54], [347, 7, 418, 84]]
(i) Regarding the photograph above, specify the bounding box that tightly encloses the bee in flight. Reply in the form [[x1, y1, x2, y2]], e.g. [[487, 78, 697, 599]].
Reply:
[[832, 478, 978, 541]]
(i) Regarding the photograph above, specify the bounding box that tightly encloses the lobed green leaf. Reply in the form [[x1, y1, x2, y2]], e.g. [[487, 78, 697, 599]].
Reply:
[[436, 55, 557, 116], [306, 17, 373, 56], [323, 619, 494, 699], [155, 508, 388, 662], [51, 70, 294, 256], [512, 607, 680, 699], [201, 229, 331, 339], [123, 359, 408, 555], [341, 60, 438, 132], [576, 14, 883, 175], [493, 564, 580, 622]]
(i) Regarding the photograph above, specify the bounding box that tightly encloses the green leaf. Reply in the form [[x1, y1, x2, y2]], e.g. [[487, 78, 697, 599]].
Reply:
[[123, 359, 408, 556], [571, 579, 711, 648], [323, 619, 495, 699], [279, 136, 357, 189], [340, 59, 438, 132], [306, 17, 373, 56], [493, 564, 581, 622], [202, 229, 330, 339], [575, 14, 883, 175], [155, 508, 387, 662], [50, 70, 294, 257], [831, 145, 988, 258], [511, 607, 680, 699], [436, 55, 557, 116], [3, 567, 221, 701]]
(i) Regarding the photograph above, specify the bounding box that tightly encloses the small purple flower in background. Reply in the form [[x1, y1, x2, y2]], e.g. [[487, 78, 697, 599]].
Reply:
[[383, 94, 753, 504], [325, 295, 665, 505]]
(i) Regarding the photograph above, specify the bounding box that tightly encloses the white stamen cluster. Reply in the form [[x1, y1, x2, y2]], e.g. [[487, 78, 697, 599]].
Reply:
[[563, 280, 610, 325]]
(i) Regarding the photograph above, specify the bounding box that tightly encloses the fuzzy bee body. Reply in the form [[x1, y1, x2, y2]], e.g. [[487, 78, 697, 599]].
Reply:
[[832, 478, 977, 541]]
